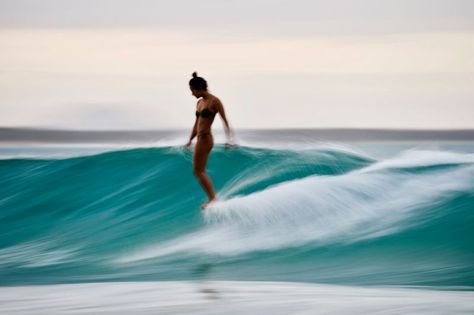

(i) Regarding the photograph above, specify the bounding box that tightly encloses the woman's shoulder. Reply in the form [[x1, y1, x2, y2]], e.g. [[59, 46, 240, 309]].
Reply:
[[208, 96, 221, 111], [211, 95, 223, 106]]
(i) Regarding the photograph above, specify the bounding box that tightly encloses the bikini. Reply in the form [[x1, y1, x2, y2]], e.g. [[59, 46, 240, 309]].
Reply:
[[195, 102, 216, 140], [195, 107, 216, 119]]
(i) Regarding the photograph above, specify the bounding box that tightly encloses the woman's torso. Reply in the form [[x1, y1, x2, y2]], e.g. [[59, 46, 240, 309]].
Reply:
[[195, 96, 217, 135]]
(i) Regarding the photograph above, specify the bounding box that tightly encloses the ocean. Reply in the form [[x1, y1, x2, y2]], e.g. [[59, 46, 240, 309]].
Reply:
[[1, 129, 473, 314]]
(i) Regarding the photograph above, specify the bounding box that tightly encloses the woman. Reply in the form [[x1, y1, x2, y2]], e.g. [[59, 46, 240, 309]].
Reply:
[[185, 72, 234, 209]]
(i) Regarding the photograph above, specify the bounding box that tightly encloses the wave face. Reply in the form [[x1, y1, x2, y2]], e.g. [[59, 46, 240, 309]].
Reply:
[[1, 144, 474, 287]]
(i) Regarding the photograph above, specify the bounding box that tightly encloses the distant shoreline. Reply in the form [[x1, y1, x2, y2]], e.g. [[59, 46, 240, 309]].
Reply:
[[1, 127, 473, 144]]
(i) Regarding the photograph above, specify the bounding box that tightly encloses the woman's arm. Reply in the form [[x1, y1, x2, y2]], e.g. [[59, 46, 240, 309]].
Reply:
[[215, 98, 234, 144], [185, 116, 198, 148]]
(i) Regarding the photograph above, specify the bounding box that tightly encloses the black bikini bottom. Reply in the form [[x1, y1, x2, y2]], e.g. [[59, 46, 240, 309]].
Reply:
[[197, 132, 213, 140]]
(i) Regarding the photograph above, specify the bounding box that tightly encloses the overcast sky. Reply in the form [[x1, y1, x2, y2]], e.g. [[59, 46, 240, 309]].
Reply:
[[1, 0, 473, 130]]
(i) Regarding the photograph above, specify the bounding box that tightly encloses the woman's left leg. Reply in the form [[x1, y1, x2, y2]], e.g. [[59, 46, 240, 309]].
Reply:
[[193, 136, 216, 206]]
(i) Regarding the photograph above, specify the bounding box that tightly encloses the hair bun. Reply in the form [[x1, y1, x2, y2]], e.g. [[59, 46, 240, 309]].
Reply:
[[189, 71, 208, 90]]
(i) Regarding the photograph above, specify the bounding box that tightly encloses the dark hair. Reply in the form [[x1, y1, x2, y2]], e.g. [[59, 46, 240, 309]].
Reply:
[[189, 72, 208, 90]]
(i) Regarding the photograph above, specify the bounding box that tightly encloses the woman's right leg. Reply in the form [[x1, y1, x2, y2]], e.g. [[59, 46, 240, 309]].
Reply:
[[193, 136, 216, 201]]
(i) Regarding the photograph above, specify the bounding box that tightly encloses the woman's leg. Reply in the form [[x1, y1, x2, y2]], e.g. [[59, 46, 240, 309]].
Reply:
[[193, 136, 216, 202]]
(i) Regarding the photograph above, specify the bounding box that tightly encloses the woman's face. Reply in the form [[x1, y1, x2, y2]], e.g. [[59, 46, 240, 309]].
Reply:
[[190, 87, 197, 98], [190, 87, 203, 98]]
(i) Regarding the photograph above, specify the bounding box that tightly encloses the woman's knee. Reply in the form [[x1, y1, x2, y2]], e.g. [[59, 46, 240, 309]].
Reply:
[[193, 167, 205, 177]]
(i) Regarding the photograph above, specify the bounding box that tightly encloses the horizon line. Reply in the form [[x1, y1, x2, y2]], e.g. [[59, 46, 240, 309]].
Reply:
[[2, 126, 474, 132]]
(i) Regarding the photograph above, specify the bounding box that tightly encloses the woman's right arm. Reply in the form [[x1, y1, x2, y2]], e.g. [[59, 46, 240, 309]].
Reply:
[[185, 116, 198, 148]]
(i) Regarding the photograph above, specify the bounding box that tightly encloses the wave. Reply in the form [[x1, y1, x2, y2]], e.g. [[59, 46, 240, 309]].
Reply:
[[1, 145, 473, 286]]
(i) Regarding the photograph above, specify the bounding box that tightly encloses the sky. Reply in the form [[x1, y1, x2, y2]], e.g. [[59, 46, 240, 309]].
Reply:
[[1, 0, 473, 130]]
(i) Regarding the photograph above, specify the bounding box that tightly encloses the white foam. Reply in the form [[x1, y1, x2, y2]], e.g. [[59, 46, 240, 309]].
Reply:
[[359, 149, 474, 173], [0, 239, 79, 268], [0, 281, 473, 315]]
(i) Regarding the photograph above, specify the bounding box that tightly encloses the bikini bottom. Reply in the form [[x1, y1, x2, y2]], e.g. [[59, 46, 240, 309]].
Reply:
[[197, 132, 213, 140]]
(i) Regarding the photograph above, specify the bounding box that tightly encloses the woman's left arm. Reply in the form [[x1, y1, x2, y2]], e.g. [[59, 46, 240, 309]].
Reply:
[[215, 98, 234, 144]]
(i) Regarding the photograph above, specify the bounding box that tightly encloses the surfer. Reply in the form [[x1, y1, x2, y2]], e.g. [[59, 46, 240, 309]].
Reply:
[[185, 72, 234, 209]]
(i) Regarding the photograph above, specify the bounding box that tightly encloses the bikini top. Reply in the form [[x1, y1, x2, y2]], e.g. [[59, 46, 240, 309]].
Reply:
[[195, 100, 216, 119], [195, 108, 216, 118]]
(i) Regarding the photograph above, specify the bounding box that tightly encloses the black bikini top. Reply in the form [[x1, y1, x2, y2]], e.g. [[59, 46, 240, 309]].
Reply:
[[195, 107, 216, 118], [195, 100, 216, 119]]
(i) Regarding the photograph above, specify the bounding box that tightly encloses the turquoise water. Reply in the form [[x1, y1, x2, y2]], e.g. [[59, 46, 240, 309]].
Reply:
[[1, 143, 474, 288]]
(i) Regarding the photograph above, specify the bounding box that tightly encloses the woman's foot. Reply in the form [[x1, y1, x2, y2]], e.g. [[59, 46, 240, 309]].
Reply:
[[201, 197, 217, 210]]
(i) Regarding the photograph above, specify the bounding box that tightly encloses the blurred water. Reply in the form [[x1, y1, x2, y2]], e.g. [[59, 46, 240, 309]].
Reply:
[[1, 133, 473, 313]]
